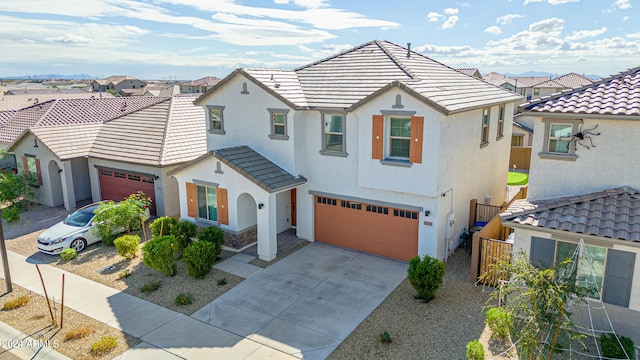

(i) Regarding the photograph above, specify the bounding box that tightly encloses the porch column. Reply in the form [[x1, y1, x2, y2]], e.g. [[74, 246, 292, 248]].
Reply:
[[257, 192, 277, 261], [60, 160, 76, 211]]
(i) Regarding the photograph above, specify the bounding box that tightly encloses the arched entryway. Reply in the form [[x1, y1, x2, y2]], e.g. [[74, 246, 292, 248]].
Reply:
[[236, 192, 258, 247], [48, 160, 63, 206]]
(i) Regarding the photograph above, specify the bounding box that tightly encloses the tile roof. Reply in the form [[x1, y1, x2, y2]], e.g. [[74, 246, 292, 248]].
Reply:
[[533, 73, 594, 88], [483, 72, 515, 88], [32, 124, 102, 160], [501, 187, 640, 243], [0, 97, 169, 145], [213, 146, 307, 193], [0, 92, 114, 111], [179, 76, 221, 87], [200, 40, 521, 114], [520, 66, 640, 116], [513, 119, 533, 133], [456, 68, 481, 77], [5, 88, 90, 95]]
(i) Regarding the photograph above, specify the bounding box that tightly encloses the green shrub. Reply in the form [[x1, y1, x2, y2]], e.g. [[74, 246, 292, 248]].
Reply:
[[1, 205, 20, 222], [2, 295, 29, 310], [217, 278, 227, 286], [380, 331, 392, 343], [114, 234, 140, 260], [90, 336, 117, 355], [600, 333, 635, 359], [60, 248, 77, 262], [171, 220, 198, 251], [142, 236, 178, 276], [174, 292, 193, 306], [197, 226, 225, 258], [183, 241, 217, 278], [485, 307, 512, 340], [150, 216, 178, 238], [118, 269, 130, 279], [466, 340, 485, 360], [407, 254, 445, 301], [140, 280, 161, 293], [101, 234, 117, 246]]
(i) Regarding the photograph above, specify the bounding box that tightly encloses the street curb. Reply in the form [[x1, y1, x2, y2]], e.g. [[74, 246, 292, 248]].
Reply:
[[0, 320, 72, 360]]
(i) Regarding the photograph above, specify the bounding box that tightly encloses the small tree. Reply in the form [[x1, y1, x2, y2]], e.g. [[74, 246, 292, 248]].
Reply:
[[150, 216, 178, 238], [197, 226, 225, 259], [114, 234, 140, 260], [0, 170, 35, 221], [93, 192, 151, 245], [183, 241, 217, 278], [407, 255, 445, 301], [480, 251, 589, 360], [171, 220, 198, 252], [142, 235, 178, 276]]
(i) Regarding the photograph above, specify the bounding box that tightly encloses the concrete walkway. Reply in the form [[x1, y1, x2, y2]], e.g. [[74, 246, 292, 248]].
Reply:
[[1, 241, 407, 359]]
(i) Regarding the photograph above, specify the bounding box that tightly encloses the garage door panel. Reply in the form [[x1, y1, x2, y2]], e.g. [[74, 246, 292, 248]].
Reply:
[[314, 197, 418, 261], [99, 168, 157, 216]]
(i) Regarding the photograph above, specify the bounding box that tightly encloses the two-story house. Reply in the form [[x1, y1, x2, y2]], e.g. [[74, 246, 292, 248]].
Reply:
[[169, 40, 521, 262], [179, 76, 222, 94], [501, 66, 640, 325], [91, 75, 147, 93]]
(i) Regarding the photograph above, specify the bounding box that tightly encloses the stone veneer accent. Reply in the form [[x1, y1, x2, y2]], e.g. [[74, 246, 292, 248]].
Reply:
[[223, 226, 257, 249]]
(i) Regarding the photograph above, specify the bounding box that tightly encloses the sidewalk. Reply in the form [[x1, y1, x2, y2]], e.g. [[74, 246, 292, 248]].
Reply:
[[0, 250, 299, 359]]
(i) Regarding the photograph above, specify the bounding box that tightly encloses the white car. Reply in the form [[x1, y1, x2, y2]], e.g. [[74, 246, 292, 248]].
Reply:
[[37, 201, 150, 255]]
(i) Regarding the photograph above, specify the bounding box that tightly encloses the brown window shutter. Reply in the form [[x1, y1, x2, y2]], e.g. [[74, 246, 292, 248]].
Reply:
[[409, 116, 424, 164], [35, 158, 43, 186], [372, 115, 384, 160], [186, 182, 197, 218], [21, 156, 28, 175], [216, 187, 229, 225]]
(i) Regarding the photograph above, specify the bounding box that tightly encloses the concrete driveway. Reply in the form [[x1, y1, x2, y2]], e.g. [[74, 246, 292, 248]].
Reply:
[[192, 242, 408, 359]]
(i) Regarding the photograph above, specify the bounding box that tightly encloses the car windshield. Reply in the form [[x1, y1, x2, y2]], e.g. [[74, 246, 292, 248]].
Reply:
[[63, 208, 96, 227]]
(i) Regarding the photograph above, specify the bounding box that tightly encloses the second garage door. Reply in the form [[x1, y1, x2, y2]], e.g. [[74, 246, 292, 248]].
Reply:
[[314, 195, 418, 261], [98, 168, 157, 216]]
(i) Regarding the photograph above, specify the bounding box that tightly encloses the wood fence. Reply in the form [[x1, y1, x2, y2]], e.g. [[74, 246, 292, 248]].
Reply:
[[479, 237, 512, 286], [509, 146, 531, 171]]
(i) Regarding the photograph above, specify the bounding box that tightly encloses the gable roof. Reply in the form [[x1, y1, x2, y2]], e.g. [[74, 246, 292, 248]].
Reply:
[[501, 187, 640, 243], [533, 73, 594, 89], [456, 68, 482, 78], [213, 146, 306, 193], [179, 76, 221, 87], [520, 66, 640, 117], [196, 40, 520, 115]]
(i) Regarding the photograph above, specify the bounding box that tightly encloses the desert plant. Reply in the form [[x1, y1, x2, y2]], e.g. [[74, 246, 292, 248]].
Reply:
[[114, 234, 140, 260], [2, 295, 29, 310], [197, 226, 225, 258], [600, 333, 635, 359], [380, 331, 392, 343], [60, 248, 77, 262], [150, 216, 178, 238], [171, 220, 197, 251], [183, 241, 217, 278], [64, 326, 95, 340], [142, 235, 178, 276], [485, 307, 512, 341], [90, 336, 117, 355], [118, 269, 130, 279], [466, 340, 485, 360], [93, 192, 151, 244], [217, 278, 227, 286], [407, 254, 445, 301], [174, 292, 193, 306], [140, 280, 161, 293], [1, 204, 20, 222], [0, 170, 35, 213]]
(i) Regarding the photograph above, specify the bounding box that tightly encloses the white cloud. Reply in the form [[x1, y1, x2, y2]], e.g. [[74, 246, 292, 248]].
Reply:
[[524, 0, 544, 4], [427, 12, 442, 22], [442, 15, 459, 29], [565, 27, 607, 41], [623, 16, 629, 21], [45, 34, 93, 44], [613, 0, 631, 9], [626, 32, 640, 39], [460, 2, 470, 7], [529, 17, 564, 33], [496, 14, 523, 24], [444, 8, 459, 15], [484, 26, 502, 35]]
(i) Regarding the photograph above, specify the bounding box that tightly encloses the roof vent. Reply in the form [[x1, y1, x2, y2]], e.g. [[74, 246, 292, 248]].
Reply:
[[407, 43, 411, 58]]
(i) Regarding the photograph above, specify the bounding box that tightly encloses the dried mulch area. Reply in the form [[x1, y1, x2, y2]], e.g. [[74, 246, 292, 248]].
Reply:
[[328, 250, 498, 360], [5, 229, 243, 316], [0, 283, 139, 360]]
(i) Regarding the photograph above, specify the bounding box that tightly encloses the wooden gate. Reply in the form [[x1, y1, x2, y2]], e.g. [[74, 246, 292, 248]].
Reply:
[[479, 237, 512, 286]]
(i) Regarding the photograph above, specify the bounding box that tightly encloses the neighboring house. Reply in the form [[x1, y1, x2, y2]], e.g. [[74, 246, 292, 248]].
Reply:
[[143, 85, 180, 97], [179, 76, 221, 94], [511, 114, 533, 147], [169, 40, 521, 262], [456, 68, 482, 79], [5, 95, 206, 216], [483, 72, 551, 108], [91, 75, 147, 93], [530, 72, 594, 99], [501, 66, 640, 314], [0, 92, 114, 111]]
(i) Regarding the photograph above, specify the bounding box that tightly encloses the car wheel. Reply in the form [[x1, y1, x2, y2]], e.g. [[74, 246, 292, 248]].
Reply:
[[70, 238, 87, 252]]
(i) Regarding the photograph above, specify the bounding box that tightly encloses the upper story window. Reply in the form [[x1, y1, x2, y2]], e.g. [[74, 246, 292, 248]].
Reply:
[[497, 106, 505, 139], [389, 117, 411, 159], [539, 119, 580, 161], [533, 88, 540, 96], [481, 108, 490, 146], [268, 108, 289, 140], [207, 105, 225, 135], [321, 113, 346, 156]]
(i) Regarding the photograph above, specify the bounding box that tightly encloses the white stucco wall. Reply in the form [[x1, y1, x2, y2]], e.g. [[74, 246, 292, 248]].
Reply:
[[528, 117, 640, 200], [87, 158, 177, 217], [13, 133, 63, 207], [70, 157, 91, 201]]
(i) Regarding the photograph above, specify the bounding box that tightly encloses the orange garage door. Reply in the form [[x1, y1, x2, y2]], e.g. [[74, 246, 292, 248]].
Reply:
[[98, 168, 157, 216], [314, 195, 418, 261]]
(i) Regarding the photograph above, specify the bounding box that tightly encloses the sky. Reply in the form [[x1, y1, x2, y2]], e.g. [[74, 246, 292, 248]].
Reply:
[[0, 0, 638, 80]]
